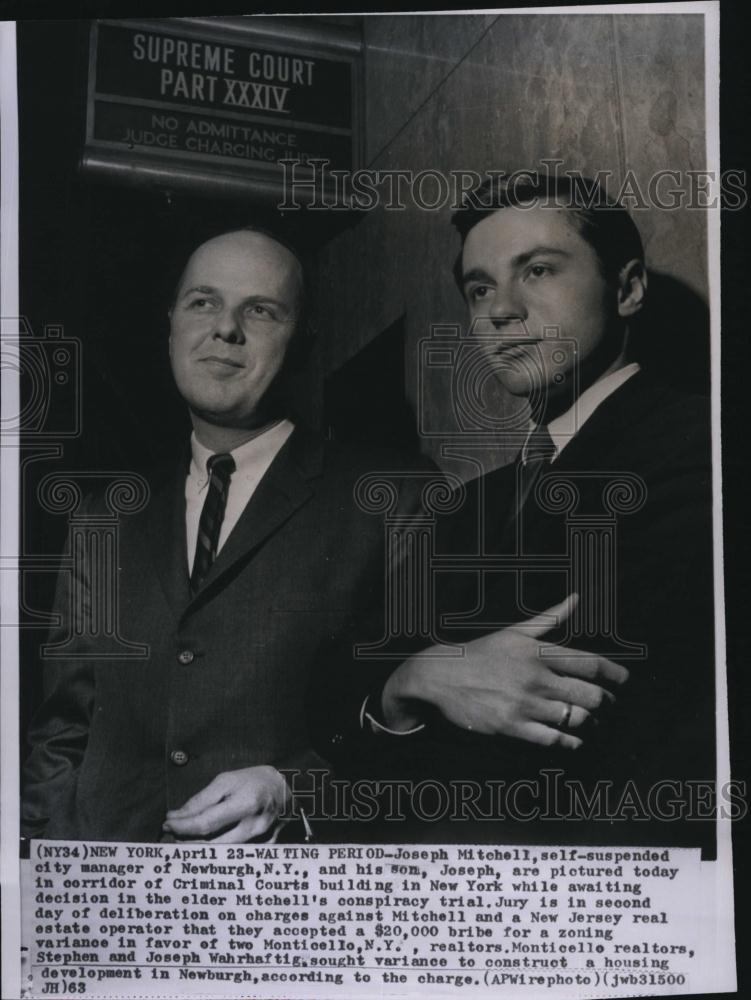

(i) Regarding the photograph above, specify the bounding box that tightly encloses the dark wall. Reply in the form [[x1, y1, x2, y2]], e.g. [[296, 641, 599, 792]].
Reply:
[[18, 14, 710, 483], [311, 13, 710, 479]]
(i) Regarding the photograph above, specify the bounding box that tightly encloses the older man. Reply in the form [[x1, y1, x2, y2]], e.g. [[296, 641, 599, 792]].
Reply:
[[21, 225, 428, 843]]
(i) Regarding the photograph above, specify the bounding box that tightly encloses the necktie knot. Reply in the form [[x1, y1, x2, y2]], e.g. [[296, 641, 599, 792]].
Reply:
[[207, 452, 236, 480], [503, 423, 555, 532], [523, 423, 555, 465]]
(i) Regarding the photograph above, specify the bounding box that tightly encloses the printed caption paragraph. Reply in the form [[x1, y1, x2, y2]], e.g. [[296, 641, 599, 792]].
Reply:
[[22, 841, 716, 998]]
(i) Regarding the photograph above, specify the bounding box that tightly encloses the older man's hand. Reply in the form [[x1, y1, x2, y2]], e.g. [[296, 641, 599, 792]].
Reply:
[[162, 765, 291, 842]]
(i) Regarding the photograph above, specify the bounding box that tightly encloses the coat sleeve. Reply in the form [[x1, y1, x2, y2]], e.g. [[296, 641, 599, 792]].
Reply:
[[307, 460, 447, 773], [21, 506, 96, 840]]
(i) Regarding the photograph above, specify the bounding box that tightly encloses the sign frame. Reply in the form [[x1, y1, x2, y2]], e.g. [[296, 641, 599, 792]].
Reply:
[[82, 16, 364, 202]]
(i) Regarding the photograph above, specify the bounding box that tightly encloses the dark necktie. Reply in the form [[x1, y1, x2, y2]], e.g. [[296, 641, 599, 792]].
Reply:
[[512, 422, 556, 523], [190, 452, 236, 595]]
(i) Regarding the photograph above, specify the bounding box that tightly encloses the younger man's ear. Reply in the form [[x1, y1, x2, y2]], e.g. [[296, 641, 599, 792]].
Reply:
[[617, 259, 648, 318]]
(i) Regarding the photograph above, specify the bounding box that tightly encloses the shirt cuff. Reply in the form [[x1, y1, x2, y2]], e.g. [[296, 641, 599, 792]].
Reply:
[[359, 693, 427, 736]]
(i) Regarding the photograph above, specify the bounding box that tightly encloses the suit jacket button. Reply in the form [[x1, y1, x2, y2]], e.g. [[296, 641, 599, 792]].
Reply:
[[177, 650, 195, 665], [330, 734, 344, 745], [170, 750, 189, 766]]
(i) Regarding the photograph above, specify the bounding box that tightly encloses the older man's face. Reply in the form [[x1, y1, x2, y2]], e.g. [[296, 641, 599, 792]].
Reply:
[[169, 230, 302, 427]]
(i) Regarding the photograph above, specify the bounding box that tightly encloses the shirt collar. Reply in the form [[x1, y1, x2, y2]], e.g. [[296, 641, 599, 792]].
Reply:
[[190, 418, 295, 485], [523, 363, 641, 463]]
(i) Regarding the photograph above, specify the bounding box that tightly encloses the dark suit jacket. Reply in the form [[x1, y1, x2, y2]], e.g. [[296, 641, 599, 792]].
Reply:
[[21, 426, 429, 842], [313, 373, 716, 849]]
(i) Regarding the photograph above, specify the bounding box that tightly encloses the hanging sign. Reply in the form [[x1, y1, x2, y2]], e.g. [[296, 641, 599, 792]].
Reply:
[[83, 17, 362, 202]]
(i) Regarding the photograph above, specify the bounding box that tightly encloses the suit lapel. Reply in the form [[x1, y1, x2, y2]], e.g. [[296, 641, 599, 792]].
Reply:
[[187, 426, 324, 604], [143, 456, 192, 618], [544, 370, 670, 474], [494, 370, 671, 547]]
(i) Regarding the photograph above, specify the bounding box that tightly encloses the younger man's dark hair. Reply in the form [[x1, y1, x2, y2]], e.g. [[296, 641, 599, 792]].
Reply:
[[451, 171, 644, 293]]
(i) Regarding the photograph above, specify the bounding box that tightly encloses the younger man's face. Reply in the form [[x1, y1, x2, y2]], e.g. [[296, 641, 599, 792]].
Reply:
[[460, 203, 620, 399]]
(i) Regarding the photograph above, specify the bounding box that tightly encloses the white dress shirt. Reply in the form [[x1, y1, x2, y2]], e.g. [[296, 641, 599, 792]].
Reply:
[[185, 418, 295, 572]]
